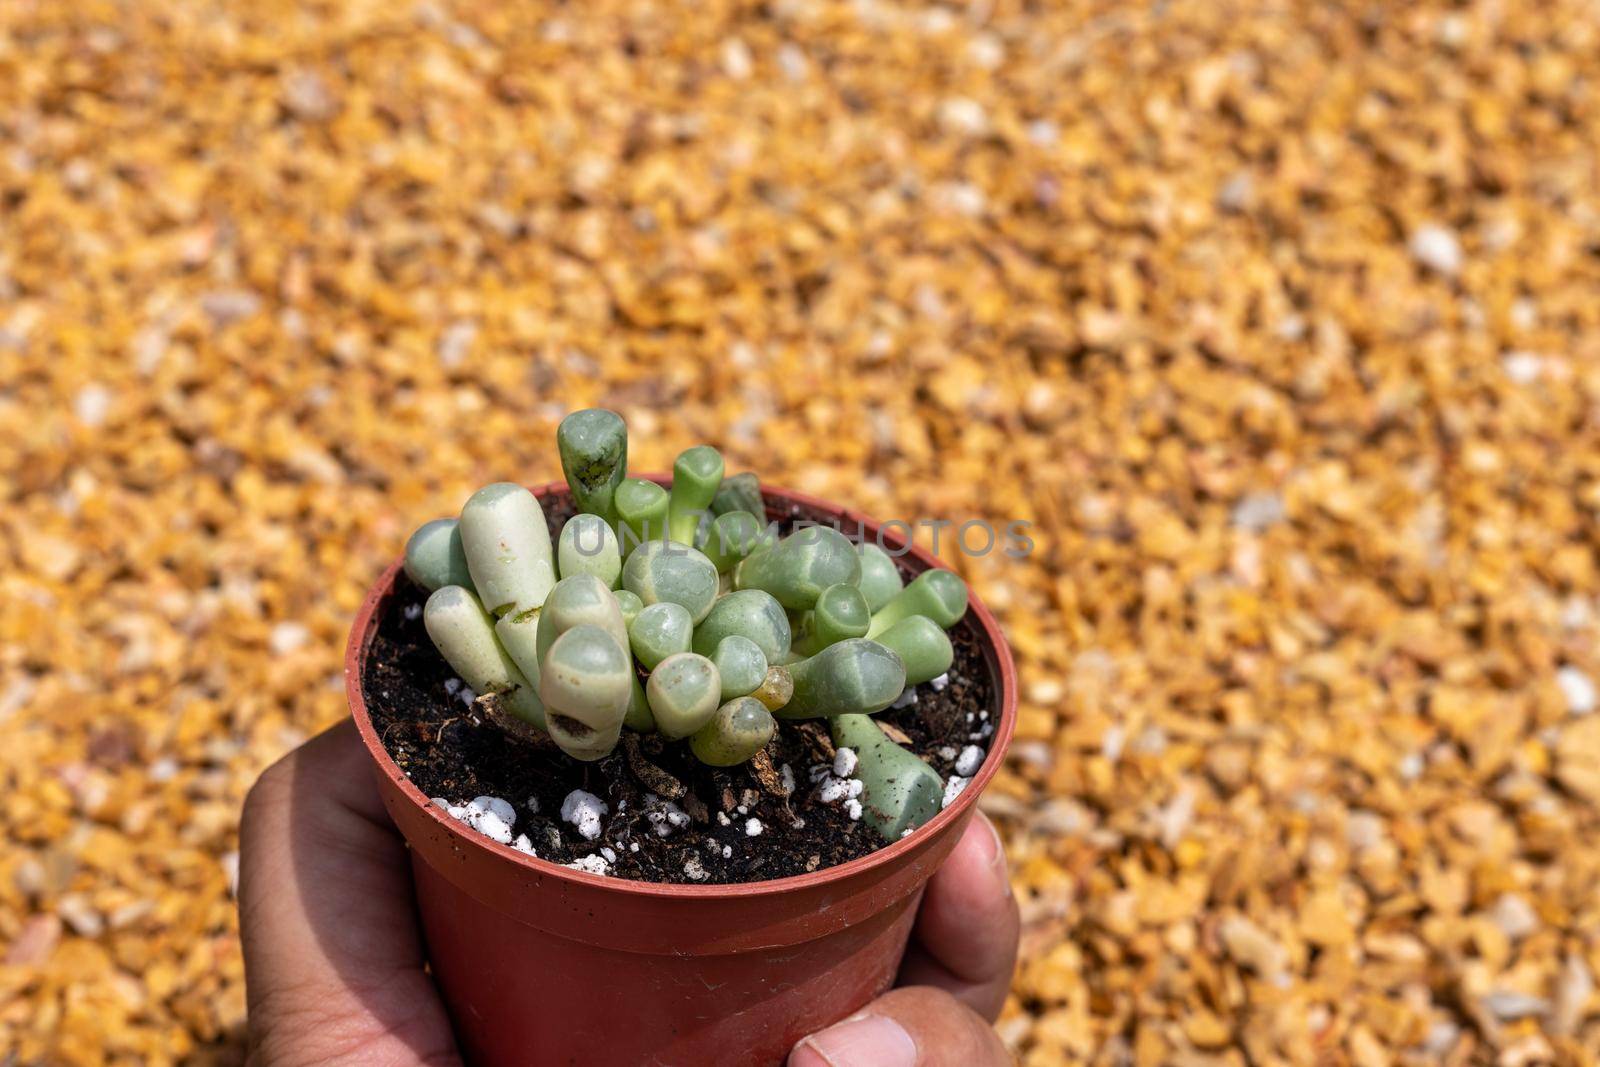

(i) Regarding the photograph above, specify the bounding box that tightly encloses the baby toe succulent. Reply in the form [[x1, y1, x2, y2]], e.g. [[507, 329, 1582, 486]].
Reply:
[[699, 510, 775, 574], [629, 601, 693, 671], [777, 638, 906, 720], [870, 615, 953, 687], [645, 653, 722, 739], [689, 697, 776, 767], [459, 482, 556, 617], [557, 514, 621, 588], [792, 582, 871, 657], [557, 408, 628, 531], [711, 635, 768, 700], [613, 589, 645, 628], [830, 714, 944, 842], [854, 542, 905, 613], [539, 624, 633, 761], [536, 574, 630, 666], [734, 525, 861, 611], [750, 665, 794, 712], [404, 518, 473, 591], [691, 589, 792, 662], [667, 445, 724, 545], [711, 471, 763, 518], [865, 568, 968, 638], [614, 478, 670, 554], [424, 585, 546, 728], [622, 540, 719, 624]]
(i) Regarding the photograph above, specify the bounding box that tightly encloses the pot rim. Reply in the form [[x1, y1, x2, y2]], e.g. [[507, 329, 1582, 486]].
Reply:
[[346, 478, 1017, 900]]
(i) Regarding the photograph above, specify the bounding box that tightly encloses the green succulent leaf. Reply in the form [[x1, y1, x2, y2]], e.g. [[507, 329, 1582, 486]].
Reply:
[[539, 624, 632, 761], [557, 409, 628, 530], [865, 568, 968, 638], [404, 518, 473, 592], [831, 714, 944, 842], [628, 601, 694, 671], [854, 542, 905, 613], [667, 445, 724, 545], [689, 697, 776, 767], [733, 525, 861, 611], [645, 652, 722, 739], [423, 585, 545, 729], [692, 588, 791, 662], [776, 638, 906, 719], [556, 514, 622, 588], [870, 615, 953, 687], [459, 482, 556, 617], [621, 540, 719, 624], [710, 471, 764, 518]]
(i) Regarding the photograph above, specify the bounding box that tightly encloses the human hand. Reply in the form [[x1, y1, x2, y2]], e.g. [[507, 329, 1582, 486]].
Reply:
[[239, 720, 1018, 1066]]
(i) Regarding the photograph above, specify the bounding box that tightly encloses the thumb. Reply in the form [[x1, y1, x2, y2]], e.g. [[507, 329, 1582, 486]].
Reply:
[[788, 987, 1010, 1067]]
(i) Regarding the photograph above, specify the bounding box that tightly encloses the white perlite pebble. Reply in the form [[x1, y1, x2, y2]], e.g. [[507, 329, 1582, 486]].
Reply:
[[833, 748, 858, 777], [744, 818, 763, 837], [845, 799, 862, 821], [1409, 224, 1463, 276], [779, 763, 796, 794], [716, 811, 731, 826], [511, 834, 537, 857], [937, 746, 958, 761], [629, 841, 640, 853], [567, 855, 611, 876], [1556, 666, 1596, 715], [559, 790, 609, 842], [954, 745, 984, 777], [646, 797, 690, 837], [942, 776, 970, 809], [600, 847, 617, 863], [721, 845, 732, 859], [683, 855, 709, 881], [443, 678, 462, 695], [465, 796, 516, 844], [816, 776, 850, 804], [403, 603, 422, 620], [890, 688, 918, 709], [457, 685, 478, 707], [929, 673, 949, 691]]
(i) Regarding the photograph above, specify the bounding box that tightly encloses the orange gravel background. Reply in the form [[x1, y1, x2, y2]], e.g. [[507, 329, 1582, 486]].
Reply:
[[3, 1, 1599, 1063]]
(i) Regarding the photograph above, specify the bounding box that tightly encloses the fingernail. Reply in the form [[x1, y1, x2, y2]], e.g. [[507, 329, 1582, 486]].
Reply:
[[978, 814, 1012, 898], [792, 1013, 917, 1067]]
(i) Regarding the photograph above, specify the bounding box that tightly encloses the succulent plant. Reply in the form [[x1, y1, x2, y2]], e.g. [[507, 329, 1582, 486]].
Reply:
[[557, 409, 629, 531], [556, 514, 621, 588], [613, 588, 644, 628], [645, 652, 722, 739], [539, 624, 633, 760], [831, 714, 944, 842], [854, 542, 904, 613], [411, 414, 978, 786], [698, 510, 775, 575], [792, 582, 871, 657], [865, 568, 968, 638], [776, 638, 906, 720], [691, 588, 791, 662], [424, 585, 546, 728], [710, 635, 768, 700], [870, 615, 953, 687], [749, 664, 794, 712], [628, 601, 693, 670], [614, 478, 670, 553], [711, 471, 763, 518], [622, 540, 719, 624], [404, 518, 474, 591], [689, 697, 776, 766], [667, 445, 724, 545], [459, 482, 557, 617], [734, 525, 861, 611]]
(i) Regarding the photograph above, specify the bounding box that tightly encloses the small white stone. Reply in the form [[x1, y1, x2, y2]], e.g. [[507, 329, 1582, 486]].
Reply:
[[721, 845, 732, 859], [74, 384, 113, 427], [1490, 893, 1539, 940], [683, 855, 708, 881], [402, 603, 422, 620], [736, 804, 747, 815], [1409, 224, 1463, 276], [779, 763, 796, 793], [600, 847, 617, 863], [269, 622, 310, 656], [511, 834, 537, 857], [468, 796, 515, 824], [1556, 666, 1596, 715], [1502, 350, 1544, 384], [929, 673, 949, 691], [646, 797, 689, 837], [832, 748, 858, 777], [457, 685, 477, 707], [937, 746, 958, 761], [629, 841, 640, 852], [942, 776, 970, 808], [954, 745, 984, 777], [443, 678, 463, 695], [560, 790, 609, 841], [567, 855, 611, 876], [845, 799, 862, 820], [816, 777, 849, 804], [469, 809, 514, 844], [744, 818, 763, 837], [846, 778, 864, 799], [890, 689, 918, 709], [716, 811, 731, 826]]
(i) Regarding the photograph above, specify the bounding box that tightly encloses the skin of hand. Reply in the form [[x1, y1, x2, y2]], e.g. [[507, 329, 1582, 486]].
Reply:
[[239, 720, 1019, 1067]]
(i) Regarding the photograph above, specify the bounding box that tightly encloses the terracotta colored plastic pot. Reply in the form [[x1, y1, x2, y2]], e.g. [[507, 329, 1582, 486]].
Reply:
[[346, 480, 1017, 1067]]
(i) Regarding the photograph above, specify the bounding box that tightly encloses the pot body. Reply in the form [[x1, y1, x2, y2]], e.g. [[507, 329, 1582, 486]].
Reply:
[[348, 480, 1016, 1067]]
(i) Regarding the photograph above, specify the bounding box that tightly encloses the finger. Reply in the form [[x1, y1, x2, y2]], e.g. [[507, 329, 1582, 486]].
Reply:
[[788, 986, 1009, 1067], [239, 719, 461, 1066], [895, 813, 1018, 1020]]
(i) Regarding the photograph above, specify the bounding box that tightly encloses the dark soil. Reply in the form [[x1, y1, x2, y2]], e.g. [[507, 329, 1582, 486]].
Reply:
[[363, 491, 998, 885]]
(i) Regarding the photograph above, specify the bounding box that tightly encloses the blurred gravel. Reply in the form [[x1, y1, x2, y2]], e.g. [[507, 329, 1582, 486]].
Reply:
[[3, 0, 1600, 1063]]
